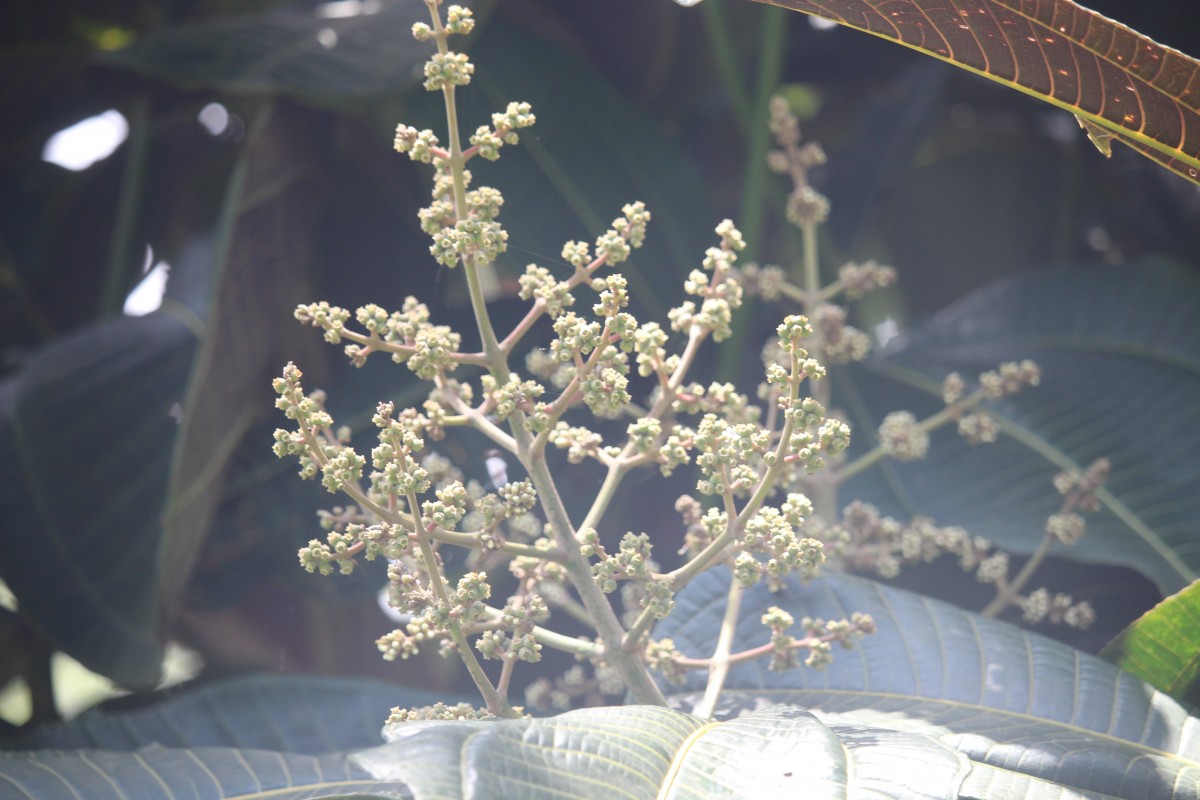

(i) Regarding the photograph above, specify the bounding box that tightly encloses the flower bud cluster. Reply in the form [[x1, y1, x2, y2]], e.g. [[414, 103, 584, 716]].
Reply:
[[693, 413, 771, 497], [767, 96, 830, 227], [424, 51, 473, 91], [518, 265, 575, 318], [737, 262, 787, 302], [482, 373, 544, 421], [477, 593, 549, 663], [671, 381, 759, 424], [837, 502, 994, 581], [470, 101, 537, 160], [735, 502, 824, 587], [812, 303, 871, 364], [548, 422, 604, 464], [1020, 588, 1095, 628], [878, 411, 929, 462], [761, 607, 801, 670], [957, 412, 999, 445], [430, 215, 508, 269], [394, 125, 441, 163], [1053, 458, 1110, 513], [760, 608, 874, 672], [668, 220, 746, 341], [838, 260, 896, 300], [645, 638, 685, 685], [386, 702, 490, 724], [636, 578, 676, 621], [980, 360, 1041, 398], [589, 532, 653, 593]]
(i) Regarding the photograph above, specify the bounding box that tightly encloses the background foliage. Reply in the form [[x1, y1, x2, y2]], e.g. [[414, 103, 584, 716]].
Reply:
[[1, 0, 1198, 733]]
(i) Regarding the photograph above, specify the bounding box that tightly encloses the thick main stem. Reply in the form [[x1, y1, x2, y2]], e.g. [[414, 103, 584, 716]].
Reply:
[[693, 578, 744, 719], [427, 1, 663, 706]]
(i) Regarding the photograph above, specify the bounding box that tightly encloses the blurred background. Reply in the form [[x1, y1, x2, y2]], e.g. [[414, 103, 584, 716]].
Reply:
[[2, 0, 1197, 731]]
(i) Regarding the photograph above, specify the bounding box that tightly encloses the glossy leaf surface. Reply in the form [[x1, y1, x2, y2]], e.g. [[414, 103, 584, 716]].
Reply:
[[655, 569, 1200, 798], [753, 0, 1200, 184], [356, 704, 984, 799], [1103, 580, 1200, 710]]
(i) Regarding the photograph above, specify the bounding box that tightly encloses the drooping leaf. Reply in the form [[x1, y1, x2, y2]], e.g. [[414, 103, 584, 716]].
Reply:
[[1, 668, 1174, 798], [655, 568, 1200, 798], [0, 744, 411, 799], [0, 310, 199, 688], [0, 100, 331, 686], [15, 674, 437, 754], [843, 261, 1200, 595], [751, 0, 1200, 185], [97, 0, 430, 107], [1102, 580, 1200, 710]]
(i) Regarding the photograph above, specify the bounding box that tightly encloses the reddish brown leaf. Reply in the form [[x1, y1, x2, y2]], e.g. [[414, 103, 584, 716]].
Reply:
[[754, 0, 1200, 184]]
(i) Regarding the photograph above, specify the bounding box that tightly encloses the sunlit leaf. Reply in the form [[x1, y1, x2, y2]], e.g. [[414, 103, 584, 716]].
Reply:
[[1102, 580, 1200, 710], [752, 0, 1200, 185]]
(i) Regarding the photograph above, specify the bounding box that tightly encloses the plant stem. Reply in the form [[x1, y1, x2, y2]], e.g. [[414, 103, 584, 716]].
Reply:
[[693, 576, 745, 719], [410, 494, 513, 716], [801, 221, 820, 297], [981, 531, 1053, 618], [424, 0, 665, 706], [835, 387, 985, 484]]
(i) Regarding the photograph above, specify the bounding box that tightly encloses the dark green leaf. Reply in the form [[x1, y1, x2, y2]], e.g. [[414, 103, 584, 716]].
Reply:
[[0, 311, 198, 687], [752, 0, 1200, 185], [17, 674, 435, 754], [845, 261, 1200, 594], [98, 0, 430, 106], [458, 18, 716, 322], [0, 745, 411, 799]]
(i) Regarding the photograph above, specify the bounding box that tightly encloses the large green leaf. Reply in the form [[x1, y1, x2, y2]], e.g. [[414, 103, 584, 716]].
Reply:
[[751, 0, 1200, 185], [2, 704, 978, 799], [0, 745, 411, 799], [1102, 580, 1200, 710], [0, 101, 330, 686], [655, 568, 1200, 798], [0, 310, 199, 688], [355, 703, 1103, 798], [0, 667, 1172, 798], [842, 261, 1200, 595], [15, 673, 430, 754], [98, 0, 429, 106]]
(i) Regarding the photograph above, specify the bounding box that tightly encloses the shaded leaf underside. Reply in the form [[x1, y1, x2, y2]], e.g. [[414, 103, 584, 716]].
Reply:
[[755, 0, 1200, 184]]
